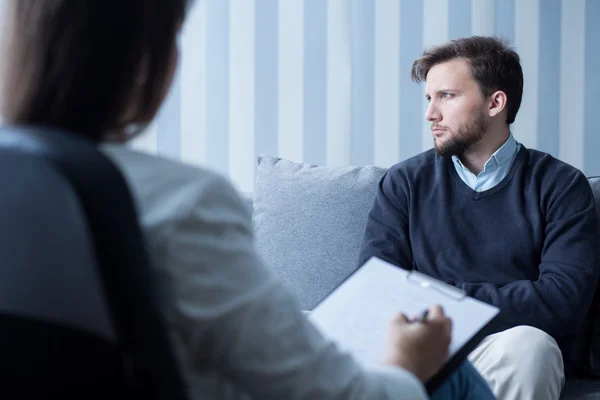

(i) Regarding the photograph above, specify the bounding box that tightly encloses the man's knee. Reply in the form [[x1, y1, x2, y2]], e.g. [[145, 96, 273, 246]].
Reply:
[[473, 326, 565, 400], [497, 326, 562, 368], [500, 326, 559, 351]]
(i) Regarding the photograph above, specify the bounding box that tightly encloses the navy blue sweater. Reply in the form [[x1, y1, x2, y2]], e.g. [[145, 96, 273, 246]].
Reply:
[[358, 146, 600, 344]]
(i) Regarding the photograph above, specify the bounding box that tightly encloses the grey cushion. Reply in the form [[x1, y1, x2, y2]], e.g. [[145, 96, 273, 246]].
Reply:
[[253, 155, 387, 310]]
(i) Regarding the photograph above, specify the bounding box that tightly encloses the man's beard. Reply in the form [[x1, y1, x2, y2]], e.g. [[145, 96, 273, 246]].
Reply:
[[433, 111, 487, 158]]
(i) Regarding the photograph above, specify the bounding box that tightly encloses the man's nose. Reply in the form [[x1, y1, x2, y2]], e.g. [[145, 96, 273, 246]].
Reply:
[[425, 102, 441, 122]]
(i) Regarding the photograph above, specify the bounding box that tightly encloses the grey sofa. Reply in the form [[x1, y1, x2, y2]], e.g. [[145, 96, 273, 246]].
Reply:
[[247, 155, 600, 399]]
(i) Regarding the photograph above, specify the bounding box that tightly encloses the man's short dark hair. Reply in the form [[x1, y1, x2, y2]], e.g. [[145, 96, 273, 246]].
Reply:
[[411, 36, 523, 125]]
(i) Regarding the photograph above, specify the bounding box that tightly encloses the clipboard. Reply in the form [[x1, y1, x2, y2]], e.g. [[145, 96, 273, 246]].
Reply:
[[405, 270, 498, 393], [308, 256, 500, 395]]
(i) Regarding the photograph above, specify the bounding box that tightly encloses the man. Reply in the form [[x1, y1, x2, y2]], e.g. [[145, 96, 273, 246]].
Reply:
[[358, 36, 600, 400]]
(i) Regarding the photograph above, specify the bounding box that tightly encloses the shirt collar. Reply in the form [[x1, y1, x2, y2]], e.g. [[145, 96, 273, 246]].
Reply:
[[452, 133, 518, 171]]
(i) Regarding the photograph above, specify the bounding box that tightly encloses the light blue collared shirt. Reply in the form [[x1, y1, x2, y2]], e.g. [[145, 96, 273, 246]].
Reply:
[[452, 134, 521, 192]]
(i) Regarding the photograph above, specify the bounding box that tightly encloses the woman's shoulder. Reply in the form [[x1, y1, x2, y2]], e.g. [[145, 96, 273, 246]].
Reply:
[[101, 144, 250, 226]]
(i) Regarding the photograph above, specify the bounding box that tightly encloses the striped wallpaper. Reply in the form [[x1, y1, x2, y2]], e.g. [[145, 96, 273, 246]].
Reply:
[[144, 0, 598, 193], [1, 1, 599, 193]]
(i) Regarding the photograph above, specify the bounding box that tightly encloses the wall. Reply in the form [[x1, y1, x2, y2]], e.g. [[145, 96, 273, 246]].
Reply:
[[1, 0, 598, 193], [147, 0, 599, 192]]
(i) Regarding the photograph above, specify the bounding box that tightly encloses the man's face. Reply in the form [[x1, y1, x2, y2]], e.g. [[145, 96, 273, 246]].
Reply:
[[424, 58, 489, 157]]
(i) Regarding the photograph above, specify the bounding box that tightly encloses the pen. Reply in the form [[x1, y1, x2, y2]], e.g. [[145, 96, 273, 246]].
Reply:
[[417, 309, 429, 322]]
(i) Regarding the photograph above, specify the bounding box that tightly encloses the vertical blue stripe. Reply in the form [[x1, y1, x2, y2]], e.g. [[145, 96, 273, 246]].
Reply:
[[537, 0, 560, 158], [350, 0, 374, 165], [255, 0, 278, 162], [156, 42, 182, 158], [584, 0, 600, 175], [495, 0, 515, 45], [398, 0, 424, 161], [449, 0, 472, 40], [206, 0, 229, 174], [304, 0, 327, 166]]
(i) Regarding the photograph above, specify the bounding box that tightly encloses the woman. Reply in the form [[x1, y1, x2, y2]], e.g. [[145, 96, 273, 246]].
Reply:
[[0, 1, 494, 399]]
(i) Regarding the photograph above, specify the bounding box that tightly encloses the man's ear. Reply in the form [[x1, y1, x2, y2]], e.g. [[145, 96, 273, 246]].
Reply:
[[488, 90, 507, 118]]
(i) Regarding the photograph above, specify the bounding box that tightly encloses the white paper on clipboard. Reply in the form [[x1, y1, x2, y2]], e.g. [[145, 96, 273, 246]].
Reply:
[[309, 257, 500, 368]]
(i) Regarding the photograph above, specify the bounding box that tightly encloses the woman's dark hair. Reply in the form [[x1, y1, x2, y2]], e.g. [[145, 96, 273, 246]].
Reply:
[[1, 0, 193, 141], [411, 36, 523, 124]]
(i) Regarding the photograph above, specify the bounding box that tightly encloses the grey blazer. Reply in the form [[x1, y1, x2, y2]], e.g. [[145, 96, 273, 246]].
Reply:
[[102, 144, 428, 400]]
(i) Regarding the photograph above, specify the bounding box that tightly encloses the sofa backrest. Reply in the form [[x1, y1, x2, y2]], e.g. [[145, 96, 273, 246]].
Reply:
[[251, 156, 388, 310]]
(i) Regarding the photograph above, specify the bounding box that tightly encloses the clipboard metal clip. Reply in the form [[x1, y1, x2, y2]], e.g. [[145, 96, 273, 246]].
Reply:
[[406, 271, 466, 301]]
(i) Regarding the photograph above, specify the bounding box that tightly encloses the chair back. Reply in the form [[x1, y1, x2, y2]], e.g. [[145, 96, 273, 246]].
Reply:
[[0, 125, 188, 399]]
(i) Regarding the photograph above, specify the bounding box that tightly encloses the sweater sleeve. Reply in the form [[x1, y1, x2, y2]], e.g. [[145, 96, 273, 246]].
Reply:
[[461, 171, 600, 338], [357, 170, 414, 270]]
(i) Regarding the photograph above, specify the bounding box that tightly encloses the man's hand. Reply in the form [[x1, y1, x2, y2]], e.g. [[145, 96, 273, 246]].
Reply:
[[383, 305, 452, 382]]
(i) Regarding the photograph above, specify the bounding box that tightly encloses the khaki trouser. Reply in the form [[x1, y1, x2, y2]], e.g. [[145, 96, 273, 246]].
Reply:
[[468, 326, 565, 400]]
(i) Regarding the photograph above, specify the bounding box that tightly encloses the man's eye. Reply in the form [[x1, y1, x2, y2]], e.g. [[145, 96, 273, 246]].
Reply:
[[442, 93, 453, 98]]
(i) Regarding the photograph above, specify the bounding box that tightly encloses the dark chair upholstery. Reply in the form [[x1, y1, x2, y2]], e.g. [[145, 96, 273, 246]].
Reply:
[[0, 125, 188, 399]]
